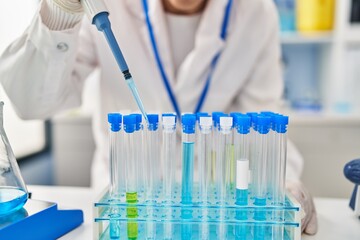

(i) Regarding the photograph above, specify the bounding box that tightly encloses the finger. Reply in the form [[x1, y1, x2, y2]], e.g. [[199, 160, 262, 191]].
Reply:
[[304, 210, 318, 235]]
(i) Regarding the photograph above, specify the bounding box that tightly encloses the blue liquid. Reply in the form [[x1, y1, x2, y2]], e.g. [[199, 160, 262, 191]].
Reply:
[[181, 142, 194, 204], [181, 142, 194, 239], [0, 187, 28, 216], [235, 189, 248, 238], [254, 197, 266, 240]]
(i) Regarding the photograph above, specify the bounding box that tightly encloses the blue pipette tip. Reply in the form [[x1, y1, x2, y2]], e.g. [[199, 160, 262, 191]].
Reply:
[[147, 114, 159, 131], [181, 114, 196, 134], [107, 113, 122, 132], [123, 115, 137, 133]]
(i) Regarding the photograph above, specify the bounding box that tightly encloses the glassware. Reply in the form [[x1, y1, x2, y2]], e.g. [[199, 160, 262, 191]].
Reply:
[[0, 102, 28, 216]]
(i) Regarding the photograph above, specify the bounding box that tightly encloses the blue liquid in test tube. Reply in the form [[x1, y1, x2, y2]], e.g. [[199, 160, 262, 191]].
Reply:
[[181, 114, 196, 239], [234, 114, 251, 239], [107, 113, 122, 239], [253, 115, 271, 240]]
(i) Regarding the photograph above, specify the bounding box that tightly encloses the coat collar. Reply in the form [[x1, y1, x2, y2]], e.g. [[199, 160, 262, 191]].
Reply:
[[125, 0, 230, 112]]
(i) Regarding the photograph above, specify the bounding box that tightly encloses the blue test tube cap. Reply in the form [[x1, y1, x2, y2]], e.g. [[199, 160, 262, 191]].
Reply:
[[123, 114, 137, 133], [107, 113, 122, 132], [235, 114, 251, 134], [246, 112, 259, 131], [147, 114, 159, 131], [261, 111, 277, 131], [132, 113, 142, 131], [181, 114, 196, 134], [274, 115, 289, 133], [256, 115, 271, 134], [230, 112, 242, 127]]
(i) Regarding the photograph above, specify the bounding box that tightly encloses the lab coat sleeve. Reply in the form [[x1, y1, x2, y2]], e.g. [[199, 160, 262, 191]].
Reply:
[[233, 2, 303, 181], [0, 1, 97, 120]]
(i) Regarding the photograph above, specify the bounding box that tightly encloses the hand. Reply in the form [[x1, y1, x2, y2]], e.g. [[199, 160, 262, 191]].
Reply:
[[287, 181, 318, 235], [51, 0, 83, 13]]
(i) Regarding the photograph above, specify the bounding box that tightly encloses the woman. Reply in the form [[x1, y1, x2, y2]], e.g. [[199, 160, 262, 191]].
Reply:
[[0, 0, 317, 234]]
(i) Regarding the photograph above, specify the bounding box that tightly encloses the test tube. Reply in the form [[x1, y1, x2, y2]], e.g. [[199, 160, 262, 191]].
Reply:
[[107, 113, 122, 239], [133, 113, 145, 197], [211, 112, 226, 185], [145, 114, 160, 200], [123, 114, 138, 239], [217, 116, 233, 239], [230, 112, 242, 188], [260, 112, 276, 200], [198, 115, 212, 240], [144, 114, 159, 240], [198, 115, 212, 203], [246, 112, 259, 195], [107, 113, 123, 200], [271, 115, 289, 240], [233, 114, 251, 238], [181, 114, 196, 239], [252, 115, 271, 240], [162, 114, 177, 201], [162, 114, 177, 240]]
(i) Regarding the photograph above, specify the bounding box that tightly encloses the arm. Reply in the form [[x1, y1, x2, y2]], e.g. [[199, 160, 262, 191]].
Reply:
[[0, 0, 97, 119]]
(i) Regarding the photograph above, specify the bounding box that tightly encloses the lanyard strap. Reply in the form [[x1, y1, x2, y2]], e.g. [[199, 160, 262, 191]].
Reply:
[[141, 0, 233, 117]]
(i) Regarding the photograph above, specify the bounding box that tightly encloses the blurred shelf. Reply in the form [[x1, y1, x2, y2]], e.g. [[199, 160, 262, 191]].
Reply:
[[280, 31, 334, 45], [284, 110, 360, 126]]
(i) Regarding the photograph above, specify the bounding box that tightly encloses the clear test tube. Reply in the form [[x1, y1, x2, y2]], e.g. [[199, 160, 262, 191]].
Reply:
[[107, 113, 122, 239], [246, 112, 259, 195], [144, 114, 159, 240], [198, 116, 212, 203], [107, 113, 123, 200], [181, 114, 196, 239], [271, 115, 289, 240], [211, 112, 226, 186], [133, 113, 145, 196], [197, 115, 212, 240], [123, 114, 138, 239], [252, 115, 271, 240], [233, 114, 251, 239], [145, 114, 160, 201], [216, 116, 233, 239], [229, 112, 241, 191], [162, 114, 177, 202], [260, 112, 276, 200], [162, 114, 177, 240]]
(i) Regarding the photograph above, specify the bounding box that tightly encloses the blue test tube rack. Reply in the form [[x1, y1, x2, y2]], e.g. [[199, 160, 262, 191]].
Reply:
[[94, 111, 301, 240]]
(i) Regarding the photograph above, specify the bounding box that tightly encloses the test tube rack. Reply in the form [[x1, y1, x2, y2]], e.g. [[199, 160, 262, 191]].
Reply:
[[93, 186, 301, 240]]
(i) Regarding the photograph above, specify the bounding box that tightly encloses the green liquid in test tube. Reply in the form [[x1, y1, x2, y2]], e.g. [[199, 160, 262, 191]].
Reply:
[[123, 115, 138, 239]]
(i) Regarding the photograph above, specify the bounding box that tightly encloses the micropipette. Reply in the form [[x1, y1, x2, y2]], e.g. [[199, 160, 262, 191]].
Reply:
[[81, 0, 149, 124]]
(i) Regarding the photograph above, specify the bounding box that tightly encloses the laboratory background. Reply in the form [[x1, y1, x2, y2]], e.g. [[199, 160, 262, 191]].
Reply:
[[0, 0, 360, 239]]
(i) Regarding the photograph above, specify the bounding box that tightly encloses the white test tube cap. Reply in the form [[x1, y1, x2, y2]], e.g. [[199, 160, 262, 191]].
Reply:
[[162, 116, 176, 126], [220, 116, 233, 127], [199, 116, 212, 127]]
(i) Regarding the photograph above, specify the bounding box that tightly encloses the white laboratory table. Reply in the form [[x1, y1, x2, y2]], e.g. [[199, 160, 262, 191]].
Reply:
[[28, 185, 360, 240]]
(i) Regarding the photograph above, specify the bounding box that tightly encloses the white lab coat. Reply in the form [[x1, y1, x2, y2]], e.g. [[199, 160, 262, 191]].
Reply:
[[0, 0, 303, 191]]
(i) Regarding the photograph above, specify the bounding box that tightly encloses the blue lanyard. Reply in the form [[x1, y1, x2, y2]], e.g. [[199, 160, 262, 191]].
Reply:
[[141, 0, 233, 117]]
